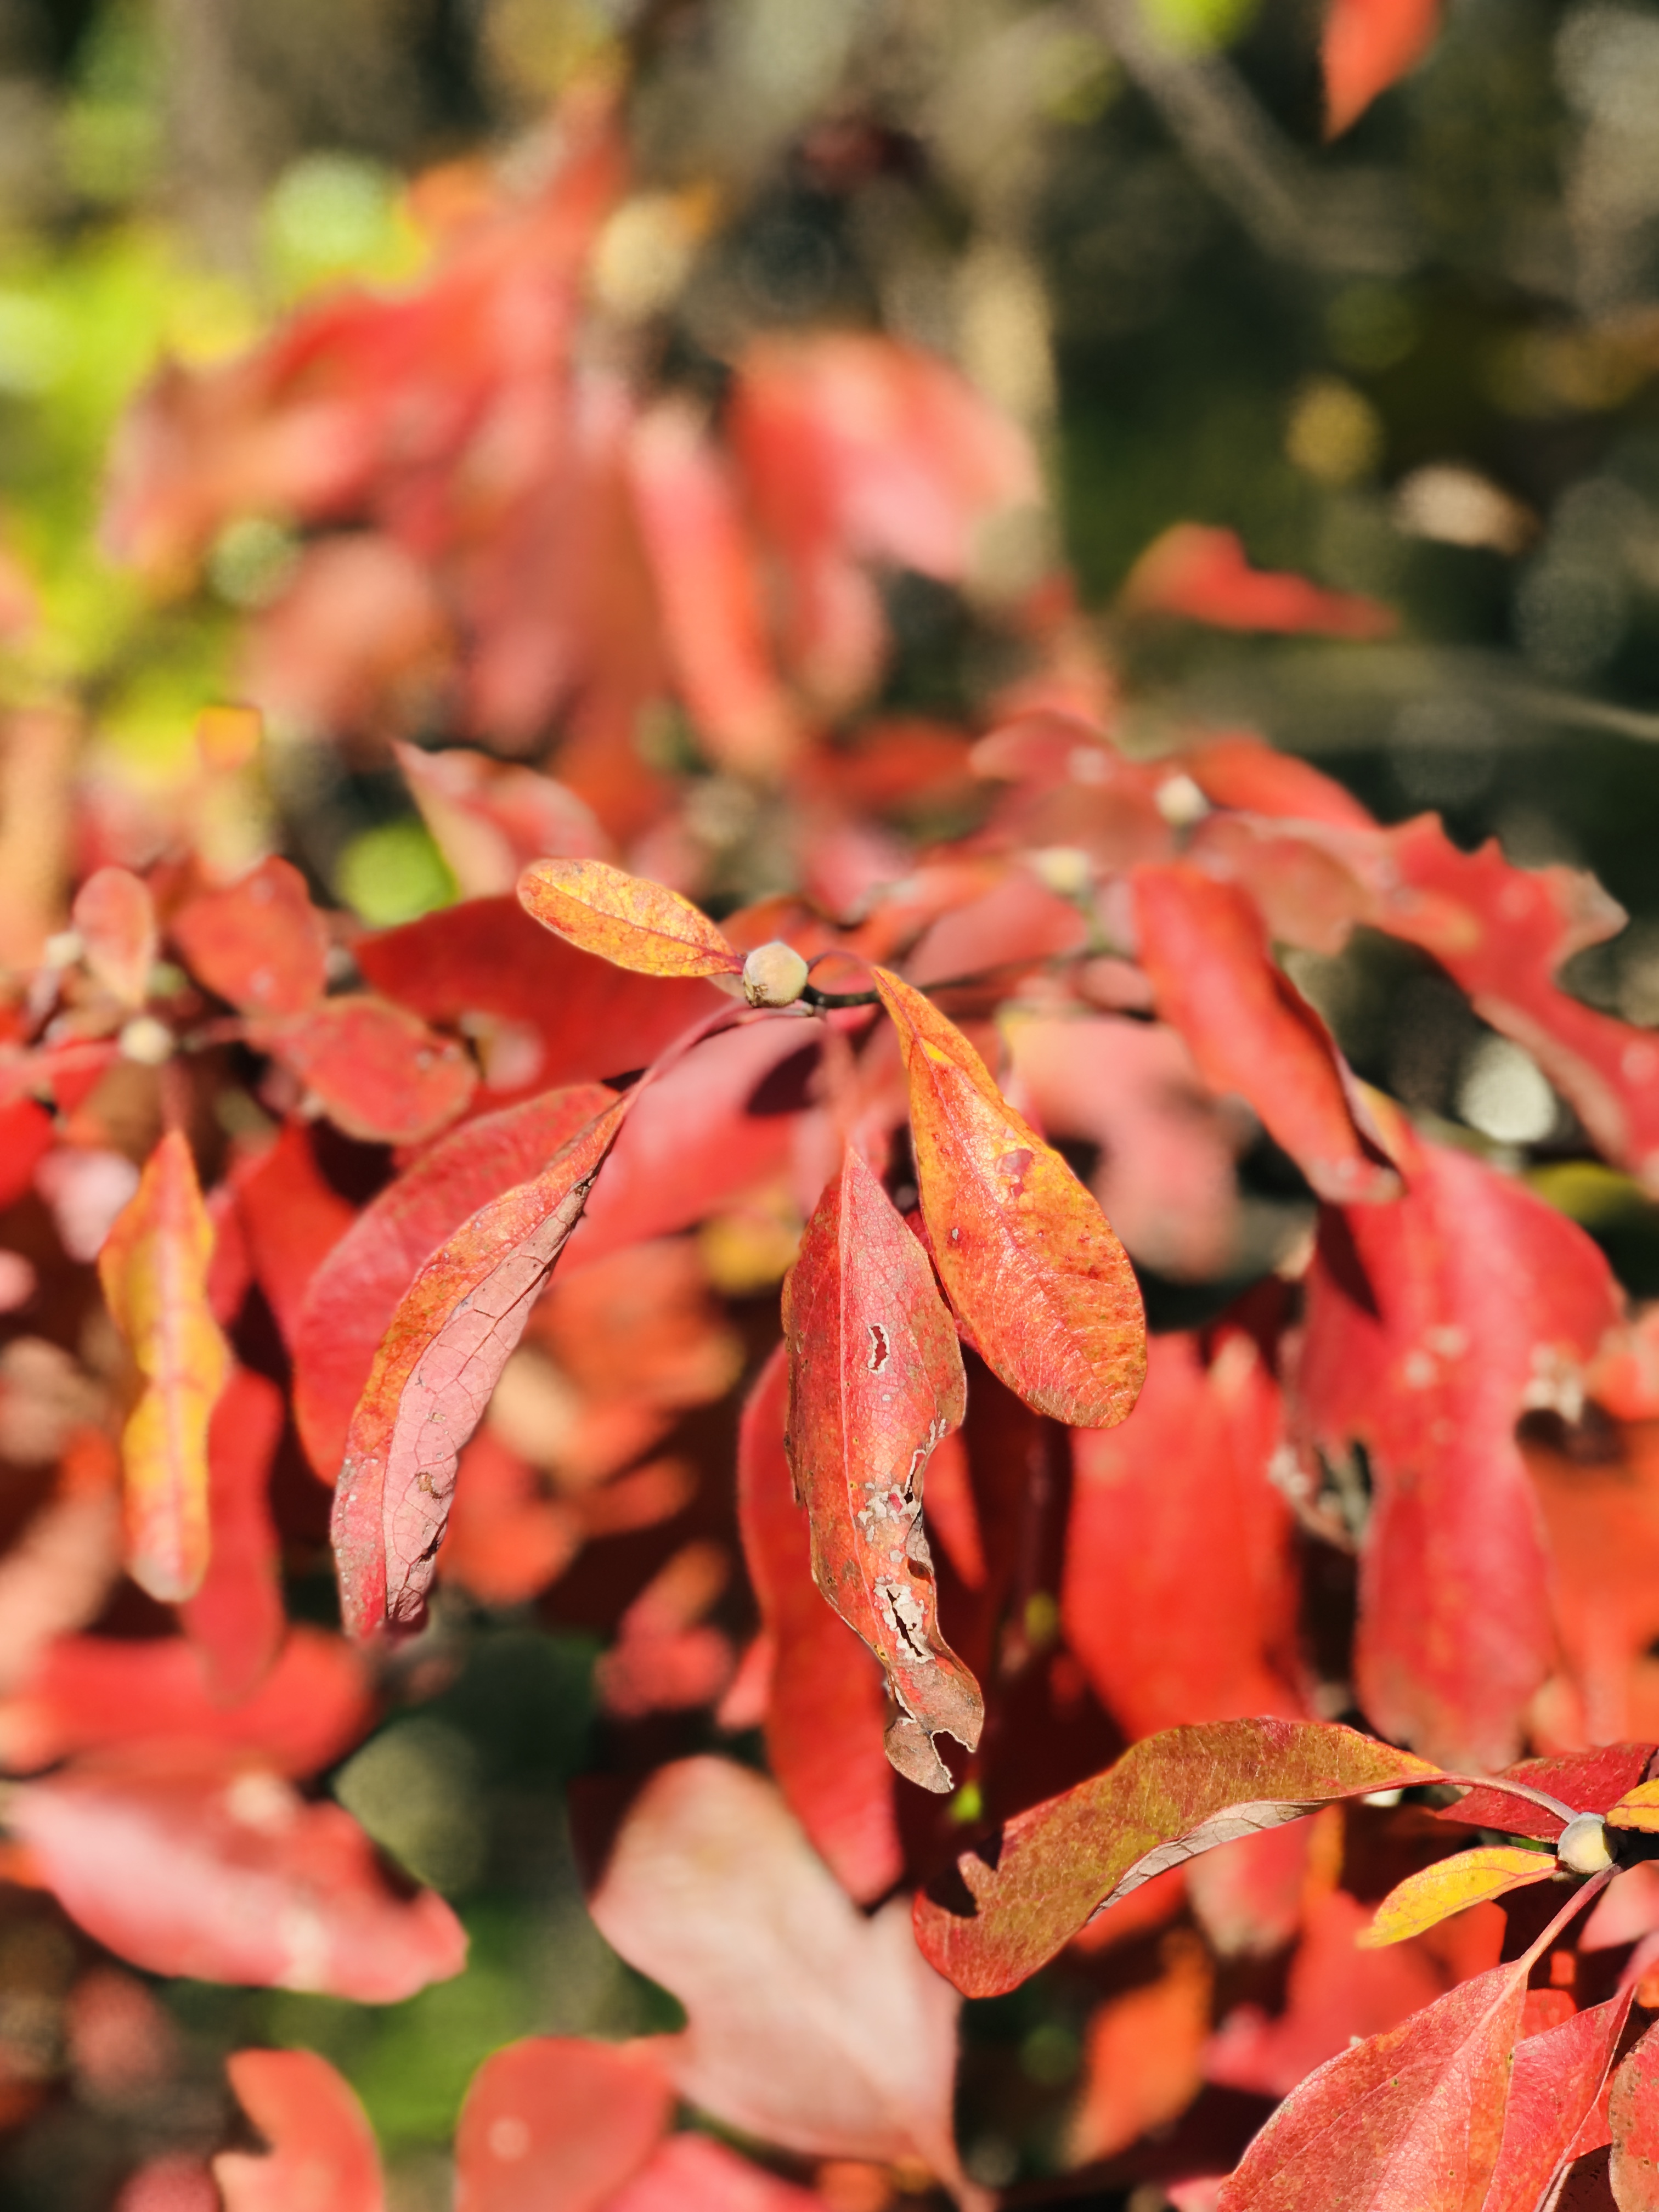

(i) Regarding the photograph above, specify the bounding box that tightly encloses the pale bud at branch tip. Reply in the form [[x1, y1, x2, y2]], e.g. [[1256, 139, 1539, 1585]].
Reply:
[[1556, 1811, 1613, 1875], [742, 940, 810, 1009]]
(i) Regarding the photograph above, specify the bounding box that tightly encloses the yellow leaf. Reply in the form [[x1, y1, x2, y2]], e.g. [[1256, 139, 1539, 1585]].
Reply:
[[1607, 1778, 1659, 1831], [98, 1131, 230, 1602], [1357, 1846, 1555, 1948], [517, 859, 743, 979]]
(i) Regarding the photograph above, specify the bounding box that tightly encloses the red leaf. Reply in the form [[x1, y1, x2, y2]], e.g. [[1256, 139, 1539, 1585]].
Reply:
[[628, 400, 803, 776], [736, 1343, 902, 1901], [216, 2047, 383, 2212], [1180, 733, 1376, 832], [330, 1092, 629, 1635], [0, 1624, 373, 1776], [9, 1754, 466, 1999], [73, 866, 156, 1008], [1130, 861, 1397, 1203], [1121, 526, 1396, 637], [1436, 1747, 1657, 1845], [0, 1098, 53, 1210], [178, 1366, 286, 1702], [872, 966, 1146, 1427], [169, 857, 329, 1016], [354, 897, 722, 1106], [1611, 2018, 1659, 2209], [1323, 0, 1442, 137], [251, 996, 475, 1146], [594, 1542, 736, 1718], [1485, 1993, 1634, 2212], [294, 1082, 612, 1476], [607, 2133, 831, 2212], [242, 532, 451, 738], [913, 1718, 1441, 1999], [1062, 1330, 1303, 1741], [1215, 1957, 1528, 2211], [1295, 1121, 1622, 1769], [921, 1427, 985, 1590], [437, 1429, 580, 1606], [393, 742, 610, 899], [587, 1756, 969, 2190], [781, 1144, 981, 1792], [98, 1131, 230, 1603], [452, 2036, 672, 2212], [228, 1120, 356, 1351]]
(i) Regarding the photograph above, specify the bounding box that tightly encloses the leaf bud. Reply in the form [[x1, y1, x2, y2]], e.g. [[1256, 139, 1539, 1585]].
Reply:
[[1556, 1810, 1614, 1875], [742, 940, 809, 1009], [118, 1015, 174, 1066]]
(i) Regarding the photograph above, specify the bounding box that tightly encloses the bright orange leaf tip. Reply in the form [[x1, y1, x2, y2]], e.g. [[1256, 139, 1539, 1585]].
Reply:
[[1607, 1776, 1659, 1831], [913, 1717, 1442, 1999], [517, 857, 744, 980], [97, 1130, 230, 1604], [871, 967, 1145, 1430], [1357, 1844, 1555, 1948], [1323, 0, 1442, 139]]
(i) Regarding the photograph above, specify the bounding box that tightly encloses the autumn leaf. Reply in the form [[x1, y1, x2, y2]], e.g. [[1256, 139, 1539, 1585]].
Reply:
[[608, 2133, 832, 2212], [781, 1144, 981, 1792], [452, 2036, 672, 2212], [1436, 1746, 1655, 1843], [1607, 1778, 1659, 1832], [912, 1718, 1441, 1999], [1611, 2018, 1659, 2210], [517, 857, 743, 979], [178, 1365, 286, 1702], [1130, 860, 1397, 1204], [331, 1091, 630, 1637], [72, 866, 156, 1008], [1483, 1993, 1634, 2212], [872, 966, 1145, 1429], [1120, 524, 1396, 636], [1357, 1846, 1557, 1948], [1323, 0, 1442, 138], [250, 996, 476, 1146], [587, 1756, 974, 2199], [169, 856, 329, 1016], [98, 1130, 232, 1604], [736, 1344, 902, 1900], [294, 1082, 613, 1477], [1215, 1957, 1530, 2212], [215, 2047, 384, 2212], [9, 1754, 466, 2001]]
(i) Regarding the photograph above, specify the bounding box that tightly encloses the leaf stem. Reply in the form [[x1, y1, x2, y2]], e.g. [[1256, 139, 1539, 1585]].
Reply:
[[801, 984, 883, 1008], [1521, 1864, 1616, 1968], [1441, 1772, 1578, 1827]]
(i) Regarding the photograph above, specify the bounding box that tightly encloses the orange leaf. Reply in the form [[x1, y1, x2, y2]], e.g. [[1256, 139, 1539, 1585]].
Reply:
[[781, 1145, 981, 1793], [216, 2048, 383, 2212], [453, 2036, 671, 2212], [1607, 1778, 1659, 1832], [518, 857, 743, 979], [331, 1093, 629, 1637], [1323, 0, 1442, 138], [871, 967, 1145, 1428], [1357, 1846, 1556, 1948], [98, 1131, 231, 1602]]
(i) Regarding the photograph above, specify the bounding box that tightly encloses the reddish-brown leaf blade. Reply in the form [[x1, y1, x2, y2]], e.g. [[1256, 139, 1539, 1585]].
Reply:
[[872, 967, 1145, 1429], [1611, 2018, 1659, 2210], [587, 1756, 969, 2192], [251, 995, 475, 1145], [782, 1146, 980, 1792], [178, 1367, 285, 1702], [1121, 524, 1396, 636], [737, 1343, 902, 1898], [169, 857, 329, 1015], [1062, 1329, 1303, 1740], [518, 857, 743, 979], [0, 1625, 373, 1776], [1296, 1121, 1622, 1769], [1130, 861, 1397, 1204], [9, 1756, 466, 2000], [294, 1083, 612, 1475], [1437, 1748, 1656, 1844], [1485, 1992, 1634, 2212], [331, 1093, 629, 1636], [227, 1120, 357, 1352], [215, 2047, 384, 2212], [1324, 0, 1442, 137], [1215, 1957, 1528, 2212], [453, 2036, 672, 2212], [98, 1131, 232, 1603], [913, 1718, 1441, 1999], [72, 866, 156, 1008], [1357, 1847, 1557, 1948]]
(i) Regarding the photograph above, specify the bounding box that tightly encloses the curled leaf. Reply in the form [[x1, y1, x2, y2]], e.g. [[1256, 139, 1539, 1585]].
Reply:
[[872, 967, 1144, 1429], [98, 1131, 231, 1603], [331, 1093, 629, 1637], [1357, 1846, 1556, 1948], [518, 859, 743, 979], [781, 1146, 980, 1793], [912, 1717, 1442, 1999]]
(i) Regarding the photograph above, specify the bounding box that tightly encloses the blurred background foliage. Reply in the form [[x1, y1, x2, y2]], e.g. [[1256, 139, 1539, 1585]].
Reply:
[[7, 0, 1659, 2203]]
